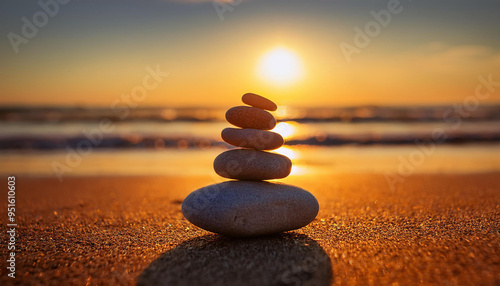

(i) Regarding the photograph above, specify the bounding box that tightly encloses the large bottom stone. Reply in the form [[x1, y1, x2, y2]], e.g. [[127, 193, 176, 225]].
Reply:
[[181, 181, 319, 237]]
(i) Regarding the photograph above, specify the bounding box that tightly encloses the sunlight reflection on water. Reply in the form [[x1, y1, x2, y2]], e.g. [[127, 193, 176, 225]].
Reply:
[[1, 144, 500, 178], [272, 122, 297, 140], [274, 146, 298, 160]]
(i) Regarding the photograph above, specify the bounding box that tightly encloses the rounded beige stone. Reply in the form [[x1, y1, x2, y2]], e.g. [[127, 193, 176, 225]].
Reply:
[[213, 149, 291, 180], [221, 128, 284, 150]]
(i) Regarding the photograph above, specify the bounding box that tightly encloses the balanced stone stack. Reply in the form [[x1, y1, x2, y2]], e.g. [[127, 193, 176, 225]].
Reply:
[[182, 93, 319, 237]]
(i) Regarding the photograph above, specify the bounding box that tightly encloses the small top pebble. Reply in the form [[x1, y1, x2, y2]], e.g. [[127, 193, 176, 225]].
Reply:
[[242, 93, 277, 111]]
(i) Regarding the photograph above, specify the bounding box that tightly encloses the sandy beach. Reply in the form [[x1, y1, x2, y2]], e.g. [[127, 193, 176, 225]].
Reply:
[[3, 0, 500, 284], [1, 173, 499, 285]]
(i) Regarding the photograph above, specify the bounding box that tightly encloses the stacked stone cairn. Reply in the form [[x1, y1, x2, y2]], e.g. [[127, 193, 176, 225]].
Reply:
[[182, 93, 319, 237]]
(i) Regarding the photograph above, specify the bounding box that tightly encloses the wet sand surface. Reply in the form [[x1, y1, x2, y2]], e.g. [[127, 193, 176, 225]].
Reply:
[[1, 173, 499, 285]]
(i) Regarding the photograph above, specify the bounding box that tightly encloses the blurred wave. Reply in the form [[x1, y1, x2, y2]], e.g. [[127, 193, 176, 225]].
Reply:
[[1, 105, 500, 150], [2, 105, 500, 122]]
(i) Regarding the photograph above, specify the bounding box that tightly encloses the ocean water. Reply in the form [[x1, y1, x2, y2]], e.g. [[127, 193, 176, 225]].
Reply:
[[1, 106, 500, 177]]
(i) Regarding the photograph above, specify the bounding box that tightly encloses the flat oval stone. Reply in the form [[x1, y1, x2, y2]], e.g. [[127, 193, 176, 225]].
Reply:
[[214, 149, 291, 180], [181, 181, 319, 236], [221, 128, 284, 150], [226, 106, 276, 130], [242, 93, 278, 111]]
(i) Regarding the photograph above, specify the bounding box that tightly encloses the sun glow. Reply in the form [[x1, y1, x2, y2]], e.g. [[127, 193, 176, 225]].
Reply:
[[290, 165, 307, 176], [274, 146, 298, 160], [273, 147, 308, 175], [257, 47, 303, 85], [272, 122, 296, 140]]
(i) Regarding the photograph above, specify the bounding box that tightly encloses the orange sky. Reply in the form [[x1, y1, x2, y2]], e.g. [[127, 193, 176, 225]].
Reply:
[[1, 0, 499, 107]]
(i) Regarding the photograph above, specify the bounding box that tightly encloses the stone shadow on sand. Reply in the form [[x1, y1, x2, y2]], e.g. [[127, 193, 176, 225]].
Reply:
[[137, 232, 332, 286]]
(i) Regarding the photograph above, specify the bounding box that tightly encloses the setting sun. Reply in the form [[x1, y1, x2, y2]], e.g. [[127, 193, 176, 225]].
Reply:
[[272, 122, 297, 140], [257, 47, 303, 85]]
